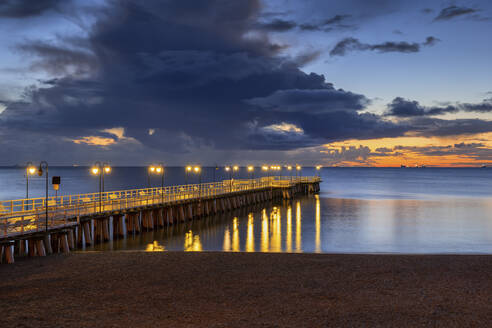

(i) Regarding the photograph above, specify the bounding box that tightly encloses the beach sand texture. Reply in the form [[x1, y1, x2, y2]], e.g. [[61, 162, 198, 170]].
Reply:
[[1, 252, 491, 327]]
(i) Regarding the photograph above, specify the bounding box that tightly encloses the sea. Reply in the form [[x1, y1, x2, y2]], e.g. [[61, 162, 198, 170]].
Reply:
[[1, 166, 491, 254]]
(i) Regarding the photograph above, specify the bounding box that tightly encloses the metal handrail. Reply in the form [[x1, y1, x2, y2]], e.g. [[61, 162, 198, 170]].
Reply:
[[0, 176, 320, 238]]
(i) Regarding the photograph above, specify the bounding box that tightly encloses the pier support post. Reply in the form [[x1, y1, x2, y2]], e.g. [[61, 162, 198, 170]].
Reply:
[[212, 199, 217, 214], [83, 221, 93, 245], [102, 218, 110, 241], [35, 238, 46, 257], [1, 241, 15, 264], [61, 232, 70, 254], [167, 207, 173, 225], [187, 203, 193, 220], [5, 243, 15, 264], [44, 234, 53, 255], [68, 229, 75, 250], [179, 205, 185, 222], [113, 215, 125, 238]]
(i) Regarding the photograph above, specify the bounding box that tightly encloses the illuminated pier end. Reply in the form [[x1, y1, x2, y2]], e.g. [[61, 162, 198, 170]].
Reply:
[[0, 175, 320, 264]]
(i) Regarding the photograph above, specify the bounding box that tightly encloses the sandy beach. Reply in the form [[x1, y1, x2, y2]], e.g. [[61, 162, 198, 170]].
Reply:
[[1, 252, 491, 327]]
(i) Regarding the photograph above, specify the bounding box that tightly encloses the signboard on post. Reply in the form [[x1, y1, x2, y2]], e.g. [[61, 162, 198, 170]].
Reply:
[[52, 176, 61, 191]]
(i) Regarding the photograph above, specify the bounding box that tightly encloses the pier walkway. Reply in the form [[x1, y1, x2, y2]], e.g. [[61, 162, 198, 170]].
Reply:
[[0, 176, 320, 263]]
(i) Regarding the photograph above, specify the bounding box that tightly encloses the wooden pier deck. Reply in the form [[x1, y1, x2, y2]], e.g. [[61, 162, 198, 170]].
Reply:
[[0, 176, 320, 263]]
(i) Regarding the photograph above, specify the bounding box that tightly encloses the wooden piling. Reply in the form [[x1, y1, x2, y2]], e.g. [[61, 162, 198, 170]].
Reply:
[[5, 243, 15, 264], [83, 221, 93, 245], [35, 238, 46, 257], [28, 239, 36, 256], [68, 229, 75, 249], [44, 234, 53, 254], [0, 241, 15, 264]]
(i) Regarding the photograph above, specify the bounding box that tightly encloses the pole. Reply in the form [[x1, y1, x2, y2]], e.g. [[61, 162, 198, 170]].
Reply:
[[99, 171, 102, 212], [199, 171, 202, 197], [26, 171, 29, 199], [161, 171, 164, 204], [45, 166, 48, 231], [38, 161, 49, 232]]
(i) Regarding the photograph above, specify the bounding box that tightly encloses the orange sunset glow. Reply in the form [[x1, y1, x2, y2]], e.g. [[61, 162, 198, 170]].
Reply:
[[322, 132, 492, 167]]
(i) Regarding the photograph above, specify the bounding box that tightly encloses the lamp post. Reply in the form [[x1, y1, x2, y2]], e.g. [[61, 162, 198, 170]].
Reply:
[[247, 166, 254, 189], [287, 165, 293, 182], [232, 165, 239, 191], [102, 163, 111, 192], [25, 162, 36, 199], [148, 165, 156, 188], [316, 165, 322, 177], [185, 165, 192, 185], [296, 165, 302, 181], [193, 166, 201, 196], [247, 166, 254, 177], [262, 165, 269, 188], [149, 164, 164, 203], [91, 162, 102, 212], [194, 166, 201, 184], [37, 161, 49, 232], [225, 166, 232, 191], [90, 162, 111, 212]]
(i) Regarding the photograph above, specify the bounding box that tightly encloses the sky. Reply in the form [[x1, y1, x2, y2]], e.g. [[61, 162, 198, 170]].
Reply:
[[0, 0, 491, 166]]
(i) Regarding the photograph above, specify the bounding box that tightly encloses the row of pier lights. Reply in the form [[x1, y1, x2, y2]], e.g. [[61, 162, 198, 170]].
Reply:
[[23, 163, 323, 202], [21, 162, 322, 232]]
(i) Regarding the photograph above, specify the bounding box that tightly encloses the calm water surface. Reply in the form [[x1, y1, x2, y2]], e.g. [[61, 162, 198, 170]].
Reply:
[[1, 167, 491, 253]]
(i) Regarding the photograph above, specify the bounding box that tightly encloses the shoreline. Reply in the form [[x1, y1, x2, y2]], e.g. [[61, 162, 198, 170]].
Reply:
[[78, 249, 492, 255], [2, 252, 492, 327]]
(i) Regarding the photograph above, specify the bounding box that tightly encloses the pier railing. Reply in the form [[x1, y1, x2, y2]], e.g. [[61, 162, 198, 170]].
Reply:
[[0, 176, 320, 238]]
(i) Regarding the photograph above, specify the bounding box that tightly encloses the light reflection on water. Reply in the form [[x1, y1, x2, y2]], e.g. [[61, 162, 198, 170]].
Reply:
[[88, 194, 492, 254]]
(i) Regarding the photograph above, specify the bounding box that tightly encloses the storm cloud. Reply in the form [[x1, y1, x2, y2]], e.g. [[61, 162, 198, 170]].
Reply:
[[261, 13, 355, 32], [330, 36, 438, 56], [386, 97, 492, 117], [434, 6, 477, 21], [0, 0, 412, 162], [0, 0, 490, 165], [0, 0, 62, 18]]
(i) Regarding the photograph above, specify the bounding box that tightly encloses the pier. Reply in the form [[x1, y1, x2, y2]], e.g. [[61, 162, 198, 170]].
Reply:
[[0, 176, 320, 264]]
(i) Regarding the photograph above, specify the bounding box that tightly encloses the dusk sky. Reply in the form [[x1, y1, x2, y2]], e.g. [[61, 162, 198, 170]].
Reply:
[[0, 0, 491, 166]]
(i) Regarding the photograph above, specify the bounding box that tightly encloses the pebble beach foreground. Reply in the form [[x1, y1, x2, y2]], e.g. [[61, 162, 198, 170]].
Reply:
[[1, 252, 491, 327]]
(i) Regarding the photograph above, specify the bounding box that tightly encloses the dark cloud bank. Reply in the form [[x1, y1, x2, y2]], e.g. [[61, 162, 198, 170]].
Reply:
[[434, 6, 477, 21], [259, 14, 355, 32], [0, 0, 491, 165], [386, 97, 492, 117], [0, 0, 62, 18], [330, 36, 439, 56]]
